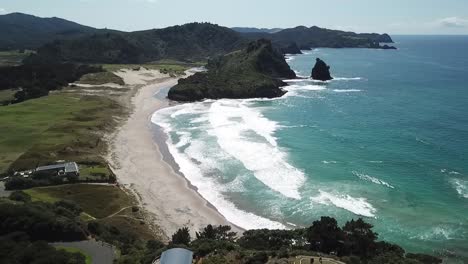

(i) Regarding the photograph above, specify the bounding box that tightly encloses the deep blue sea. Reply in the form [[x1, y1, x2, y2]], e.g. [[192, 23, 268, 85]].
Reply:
[[153, 36, 468, 262]]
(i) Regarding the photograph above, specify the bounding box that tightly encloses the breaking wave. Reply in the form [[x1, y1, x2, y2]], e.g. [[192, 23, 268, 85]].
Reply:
[[311, 190, 377, 218], [352, 171, 395, 189], [451, 178, 468, 198]]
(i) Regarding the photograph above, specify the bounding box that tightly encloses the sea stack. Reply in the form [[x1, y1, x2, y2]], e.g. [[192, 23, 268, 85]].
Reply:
[[311, 58, 333, 81]]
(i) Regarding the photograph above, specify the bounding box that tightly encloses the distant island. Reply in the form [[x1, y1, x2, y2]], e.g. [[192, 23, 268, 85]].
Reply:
[[168, 39, 295, 101]]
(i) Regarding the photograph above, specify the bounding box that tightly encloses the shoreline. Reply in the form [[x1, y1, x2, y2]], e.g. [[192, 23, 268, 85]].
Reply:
[[107, 69, 242, 240]]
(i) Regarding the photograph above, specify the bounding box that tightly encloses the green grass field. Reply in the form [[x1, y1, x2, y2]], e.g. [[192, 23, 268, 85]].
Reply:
[[0, 50, 33, 66], [25, 184, 134, 219], [55, 246, 92, 264], [0, 92, 124, 173]]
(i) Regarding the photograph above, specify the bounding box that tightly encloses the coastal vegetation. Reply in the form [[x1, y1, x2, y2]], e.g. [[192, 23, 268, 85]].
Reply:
[[0, 189, 158, 264], [1, 187, 442, 264], [168, 39, 296, 101], [165, 220, 442, 264], [0, 62, 103, 103]]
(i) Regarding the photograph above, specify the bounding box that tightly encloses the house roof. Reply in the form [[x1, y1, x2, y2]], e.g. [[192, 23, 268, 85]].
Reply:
[[159, 248, 193, 264], [36, 162, 79, 173]]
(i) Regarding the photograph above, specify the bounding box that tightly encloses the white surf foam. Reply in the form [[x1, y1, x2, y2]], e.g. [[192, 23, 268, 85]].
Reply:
[[208, 100, 306, 199], [322, 160, 338, 164], [412, 226, 456, 240], [284, 79, 309, 83], [332, 77, 363, 81], [352, 171, 395, 189], [174, 131, 191, 148], [332, 89, 362, 93], [285, 55, 295, 62], [451, 178, 468, 199], [285, 84, 326, 92], [311, 190, 376, 218], [152, 104, 288, 230]]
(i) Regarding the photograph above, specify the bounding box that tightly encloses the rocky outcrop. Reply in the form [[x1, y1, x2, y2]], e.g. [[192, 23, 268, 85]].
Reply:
[[168, 39, 296, 101], [280, 42, 302, 55], [311, 58, 333, 81], [381, 44, 397, 50]]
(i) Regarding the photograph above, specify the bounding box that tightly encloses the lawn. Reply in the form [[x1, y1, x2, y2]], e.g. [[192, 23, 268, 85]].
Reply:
[[55, 246, 92, 264], [24, 184, 134, 219], [0, 92, 124, 174]]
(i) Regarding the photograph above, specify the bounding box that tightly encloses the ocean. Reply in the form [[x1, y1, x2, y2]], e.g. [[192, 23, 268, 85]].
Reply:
[[152, 35, 468, 262]]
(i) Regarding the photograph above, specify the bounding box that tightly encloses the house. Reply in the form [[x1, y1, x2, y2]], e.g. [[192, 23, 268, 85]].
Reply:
[[35, 162, 80, 178], [154, 248, 193, 264]]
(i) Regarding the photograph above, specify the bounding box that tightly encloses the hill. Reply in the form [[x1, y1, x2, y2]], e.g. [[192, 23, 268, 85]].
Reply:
[[168, 39, 295, 101], [232, 27, 284, 34], [241, 25, 394, 50], [1, 13, 396, 64], [29, 23, 246, 63], [0, 13, 98, 50]]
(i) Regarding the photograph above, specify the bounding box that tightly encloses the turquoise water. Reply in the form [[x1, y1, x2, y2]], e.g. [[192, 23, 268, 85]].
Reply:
[[153, 36, 468, 262]]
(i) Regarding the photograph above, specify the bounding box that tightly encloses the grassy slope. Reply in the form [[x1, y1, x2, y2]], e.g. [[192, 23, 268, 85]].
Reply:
[[78, 71, 125, 85], [25, 184, 133, 219], [55, 246, 92, 264], [24, 184, 159, 242], [0, 50, 32, 66], [0, 92, 123, 173]]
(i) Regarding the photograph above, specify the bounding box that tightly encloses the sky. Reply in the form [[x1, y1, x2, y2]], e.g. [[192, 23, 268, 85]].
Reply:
[[1, 0, 468, 34]]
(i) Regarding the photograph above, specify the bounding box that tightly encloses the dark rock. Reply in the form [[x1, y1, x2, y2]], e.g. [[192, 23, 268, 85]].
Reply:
[[311, 58, 333, 81], [280, 42, 302, 55], [379, 33, 394, 43], [381, 44, 397, 50]]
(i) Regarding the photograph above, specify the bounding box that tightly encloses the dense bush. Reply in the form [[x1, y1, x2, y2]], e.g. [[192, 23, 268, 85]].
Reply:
[[182, 219, 443, 264], [0, 233, 86, 264], [8, 191, 32, 202], [0, 62, 102, 103], [171, 227, 191, 246], [0, 201, 87, 241]]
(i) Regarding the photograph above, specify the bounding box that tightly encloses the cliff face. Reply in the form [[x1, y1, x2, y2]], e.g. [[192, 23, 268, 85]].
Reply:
[[311, 58, 333, 81], [168, 39, 296, 101]]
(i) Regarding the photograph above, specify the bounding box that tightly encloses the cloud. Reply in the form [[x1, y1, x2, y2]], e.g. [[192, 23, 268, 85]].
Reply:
[[436, 17, 468, 28], [0, 8, 6, 14]]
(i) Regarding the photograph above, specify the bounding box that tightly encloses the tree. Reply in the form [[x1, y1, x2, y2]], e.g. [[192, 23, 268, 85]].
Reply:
[[342, 218, 378, 257], [196, 224, 237, 241], [171, 227, 191, 245], [9, 191, 32, 202], [246, 252, 269, 264], [306, 216, 344, 254]]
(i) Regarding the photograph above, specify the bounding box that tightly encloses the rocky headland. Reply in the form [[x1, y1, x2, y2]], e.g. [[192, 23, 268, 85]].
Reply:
[[168, 39, 296, 101]]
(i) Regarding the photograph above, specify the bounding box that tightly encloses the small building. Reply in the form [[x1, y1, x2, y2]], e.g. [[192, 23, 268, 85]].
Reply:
[[155, 248, 193, 264], [35, 162, 80, 178]]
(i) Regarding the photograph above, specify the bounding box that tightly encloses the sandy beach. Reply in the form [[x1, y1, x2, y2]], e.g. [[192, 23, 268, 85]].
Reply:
[[107, 68, 238, 240]]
